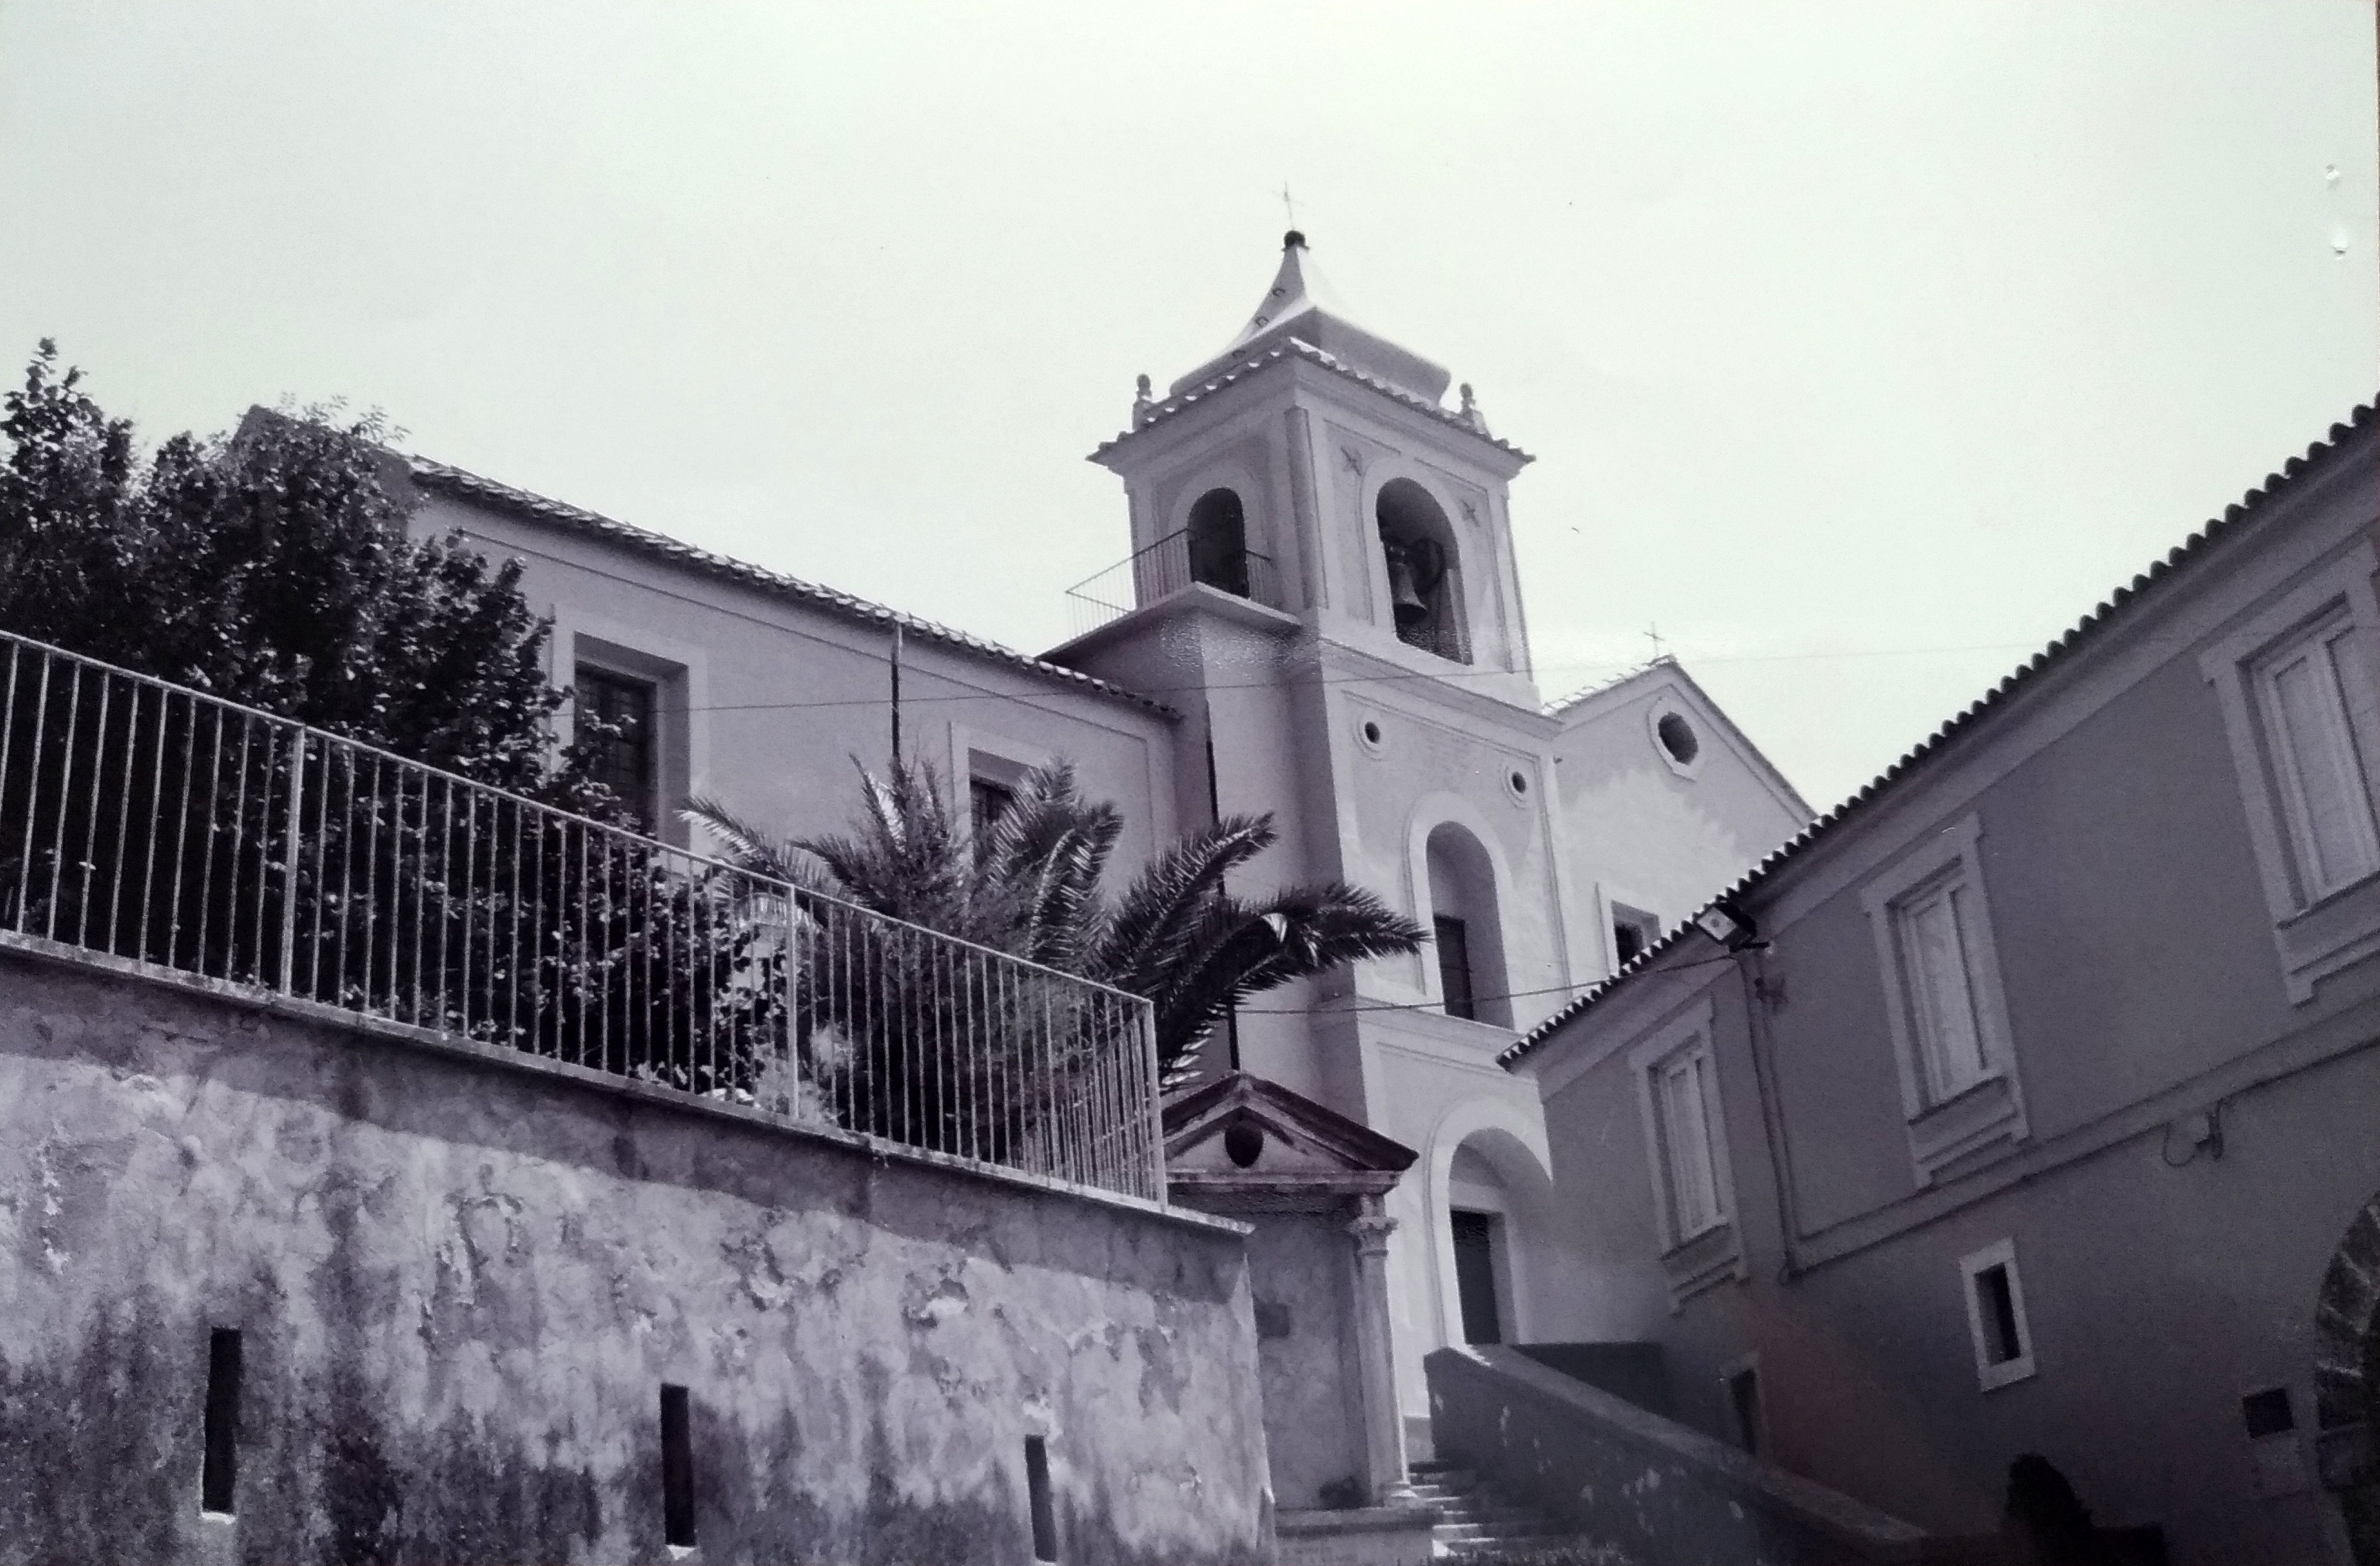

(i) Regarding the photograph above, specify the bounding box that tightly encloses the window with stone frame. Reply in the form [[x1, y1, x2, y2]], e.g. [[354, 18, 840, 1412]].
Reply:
[[1649, 1037, 1725, 1240], [1860, 814, 2029, 1182], [2200, 542, 2380, 1003], [2247, 604, 2380, 903], [1626, 999, 1743, 1306]]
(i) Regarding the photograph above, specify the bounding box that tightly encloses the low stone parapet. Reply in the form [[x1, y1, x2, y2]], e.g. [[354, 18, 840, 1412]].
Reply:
[[1427, 1345, 1932, 1565]]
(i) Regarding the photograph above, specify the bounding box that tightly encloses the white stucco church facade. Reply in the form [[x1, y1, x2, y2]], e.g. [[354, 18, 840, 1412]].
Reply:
[[392, 233, 1813, 1469]]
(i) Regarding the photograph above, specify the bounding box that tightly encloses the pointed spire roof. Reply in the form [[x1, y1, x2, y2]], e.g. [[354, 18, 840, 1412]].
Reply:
[[1168, 231, 1452, 404]]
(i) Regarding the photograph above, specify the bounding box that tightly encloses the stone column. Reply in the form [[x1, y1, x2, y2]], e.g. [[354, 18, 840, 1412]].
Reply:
[[1350, 1194, 1416, 1504]]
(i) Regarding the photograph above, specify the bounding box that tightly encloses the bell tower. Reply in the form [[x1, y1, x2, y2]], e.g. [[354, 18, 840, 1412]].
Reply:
[[1052, 229, 1558, 1120], [1079, 231, 1538, 706]]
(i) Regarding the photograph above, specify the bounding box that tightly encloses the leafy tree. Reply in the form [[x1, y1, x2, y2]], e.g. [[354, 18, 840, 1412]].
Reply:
[[687, 758, 1424, 1088], [0, 340, 570, 792], [0, 344, 781, 1101]]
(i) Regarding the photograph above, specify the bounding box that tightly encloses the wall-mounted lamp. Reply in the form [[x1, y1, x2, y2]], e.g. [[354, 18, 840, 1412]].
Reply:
[[1694, 902, 1759, 951]]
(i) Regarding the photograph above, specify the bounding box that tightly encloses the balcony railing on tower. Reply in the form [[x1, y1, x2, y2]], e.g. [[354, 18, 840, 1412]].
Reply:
[[0, 627, 1165, 1203], [1063, 527, 1284, 641]]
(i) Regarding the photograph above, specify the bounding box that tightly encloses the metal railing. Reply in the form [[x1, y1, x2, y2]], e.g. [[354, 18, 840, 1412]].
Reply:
[[1063, 528, 1283, 640], [0, 627, 1164, 1202]]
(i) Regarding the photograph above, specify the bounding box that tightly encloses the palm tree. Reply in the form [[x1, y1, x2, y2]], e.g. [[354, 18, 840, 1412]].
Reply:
[[686, 757, 1423, 1088]]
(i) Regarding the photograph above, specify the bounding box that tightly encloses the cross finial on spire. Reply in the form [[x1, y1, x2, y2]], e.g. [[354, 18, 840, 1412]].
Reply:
[[1644, 622, 1669, 660], [1281, 183, 1297, 230]]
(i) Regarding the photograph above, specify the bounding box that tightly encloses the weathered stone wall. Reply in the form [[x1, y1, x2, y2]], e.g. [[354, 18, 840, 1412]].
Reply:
[[1243, 1213, 1364, 1510], [0, 945, 1273, 1565]]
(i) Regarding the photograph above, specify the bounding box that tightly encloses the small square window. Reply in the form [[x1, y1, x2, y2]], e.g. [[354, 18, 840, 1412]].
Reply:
[[1611, 903, 1660, 971], [2243, 1386, 2310, 1498], [1959, 1239, 2036, 1390]]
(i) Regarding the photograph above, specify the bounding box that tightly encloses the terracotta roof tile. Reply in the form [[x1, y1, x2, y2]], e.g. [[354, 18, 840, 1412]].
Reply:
[[1094, 340, 1532, 463], [1500, 401, 2380, 1068], [406, 459, 1175, 718]]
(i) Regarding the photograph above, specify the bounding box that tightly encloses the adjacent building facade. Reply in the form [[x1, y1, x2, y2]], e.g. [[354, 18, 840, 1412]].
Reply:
[[388, 233, 1811, 1451], [1503, 404, 2380, 1564]]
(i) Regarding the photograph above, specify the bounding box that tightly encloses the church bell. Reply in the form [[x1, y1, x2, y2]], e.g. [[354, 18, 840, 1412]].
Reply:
[[1388, 554, 1429, 631]]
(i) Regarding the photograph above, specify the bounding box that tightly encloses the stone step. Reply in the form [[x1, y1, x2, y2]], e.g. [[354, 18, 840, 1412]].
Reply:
[[1427, 1503, 1541, 1526], [1432, 1519, 1566, 1541]]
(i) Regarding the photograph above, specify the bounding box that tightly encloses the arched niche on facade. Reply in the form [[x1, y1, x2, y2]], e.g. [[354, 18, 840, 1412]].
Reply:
[[1185, 486, 1253, 599], [1421, 1101, 1556, 1355], [1425, 821, 1511, 1028], [1375, 477, 1469, 664]]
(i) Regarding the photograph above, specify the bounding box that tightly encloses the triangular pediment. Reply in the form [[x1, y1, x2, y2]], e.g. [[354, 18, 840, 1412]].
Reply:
[[1163, 1072, 1417, 1194]]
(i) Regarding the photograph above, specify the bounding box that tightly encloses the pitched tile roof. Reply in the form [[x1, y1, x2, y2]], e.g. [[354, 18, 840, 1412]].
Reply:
[[1500, 400, 2380, 1069], [405, 458, 1176, 718], [1093, 338, 1532, 465], [1543, 655, 1677, 718]]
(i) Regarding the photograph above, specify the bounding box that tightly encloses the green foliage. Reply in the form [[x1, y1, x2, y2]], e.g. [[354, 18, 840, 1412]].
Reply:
[[0, 340, 573, 794], [686, 757, 1424, 1086]]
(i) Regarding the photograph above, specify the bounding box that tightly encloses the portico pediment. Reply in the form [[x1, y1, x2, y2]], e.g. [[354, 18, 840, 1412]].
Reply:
[[1163, 1072, 1417, 1209]]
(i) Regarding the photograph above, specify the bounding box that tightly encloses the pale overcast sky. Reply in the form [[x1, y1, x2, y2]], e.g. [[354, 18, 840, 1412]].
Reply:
[[1, 2, 2373, 811]]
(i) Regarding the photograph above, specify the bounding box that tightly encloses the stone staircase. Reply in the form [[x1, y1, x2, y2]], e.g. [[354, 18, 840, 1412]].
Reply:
[[1405, 1458, 1575, 1560]]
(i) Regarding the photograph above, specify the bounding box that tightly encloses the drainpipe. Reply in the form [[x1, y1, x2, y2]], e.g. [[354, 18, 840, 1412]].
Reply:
[[1735, 945, 1808, 1281]]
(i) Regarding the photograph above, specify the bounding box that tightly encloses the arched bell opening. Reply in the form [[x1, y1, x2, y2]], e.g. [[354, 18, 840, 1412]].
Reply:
[[1376, 478, 1469, 664], [1185, 487, 1253, 598]]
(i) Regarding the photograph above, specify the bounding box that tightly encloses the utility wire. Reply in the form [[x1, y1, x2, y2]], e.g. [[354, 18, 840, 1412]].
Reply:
[[634, 641, 2043, 719], [1236, 950, 1744, 1015]]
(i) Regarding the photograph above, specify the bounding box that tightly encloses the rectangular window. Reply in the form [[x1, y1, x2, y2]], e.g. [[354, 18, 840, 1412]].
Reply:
[[1894, 871, 1992, 1103], [1611, 902, 1659, 971], [970, 776, 1017, 846], [200, 1328, 242, 1516], [1436, 915, 1476, 1021], [2252, 610, 2380, 901], [577, 666, 657, 831], [1653, 1045, 1725, 1239], [1861, 815, 2028, 1181], [660, 1383, 696, 1547], [1626, 1000, 1742, 1304], [1959, 1240, 2036, 1390], [1024, 1434, 1058, 1562], [2200, 552, 2380, 1002]]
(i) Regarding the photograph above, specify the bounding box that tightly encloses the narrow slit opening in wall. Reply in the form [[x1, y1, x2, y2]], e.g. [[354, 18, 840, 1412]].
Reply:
[[1024, 1434, 1058, 1563], [1976, 1264, 2023, 1363], [200, 1328, 241, 1516], [1725, 1366, 1762, 1455], [661, 1384, 696, 1547]]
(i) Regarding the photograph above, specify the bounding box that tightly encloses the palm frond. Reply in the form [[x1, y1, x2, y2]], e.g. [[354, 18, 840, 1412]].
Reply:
[[680, 794, 816, 887], [1092, 813, 1277, 989]]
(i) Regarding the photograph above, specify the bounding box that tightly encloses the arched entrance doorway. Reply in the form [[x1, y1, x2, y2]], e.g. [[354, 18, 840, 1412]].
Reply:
[[2316, 1197, 2380, 1561]]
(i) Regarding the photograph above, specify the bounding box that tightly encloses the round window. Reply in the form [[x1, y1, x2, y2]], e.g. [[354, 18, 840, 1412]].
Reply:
[[1356, 716, 1387, 754], [1507, 768, 1530, 798], [1656, 712, 1700, 767]]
